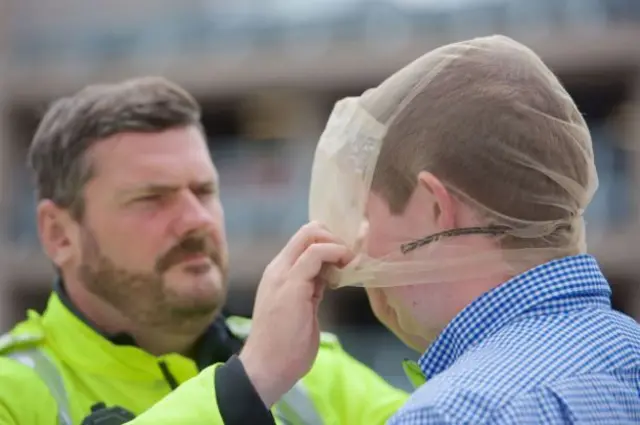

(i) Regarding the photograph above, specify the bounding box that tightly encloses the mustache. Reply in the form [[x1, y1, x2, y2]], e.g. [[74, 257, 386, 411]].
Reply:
[[156, 235, 221, 273]]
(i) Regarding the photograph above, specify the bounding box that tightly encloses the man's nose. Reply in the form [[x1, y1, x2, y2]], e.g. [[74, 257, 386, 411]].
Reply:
[[170, 191, 216, 237]]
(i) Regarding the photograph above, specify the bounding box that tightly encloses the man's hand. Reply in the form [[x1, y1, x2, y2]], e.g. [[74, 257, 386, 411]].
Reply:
[[239, 222, 353, 407]]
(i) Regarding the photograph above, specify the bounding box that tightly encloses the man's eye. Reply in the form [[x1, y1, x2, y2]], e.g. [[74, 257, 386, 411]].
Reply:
[[137, 194, 162, 202], [195, 187, 216, 198]]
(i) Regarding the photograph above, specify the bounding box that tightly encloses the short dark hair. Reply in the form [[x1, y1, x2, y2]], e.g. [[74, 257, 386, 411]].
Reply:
[[28, 76, 202, 219], [370, 37, 590, 253]]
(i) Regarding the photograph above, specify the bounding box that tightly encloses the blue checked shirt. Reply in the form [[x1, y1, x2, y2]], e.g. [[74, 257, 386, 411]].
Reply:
[[388, 254, 640, 425]]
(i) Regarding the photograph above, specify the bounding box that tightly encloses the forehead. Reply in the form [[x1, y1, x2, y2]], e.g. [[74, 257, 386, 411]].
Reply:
[[88, 126, 217, 184]]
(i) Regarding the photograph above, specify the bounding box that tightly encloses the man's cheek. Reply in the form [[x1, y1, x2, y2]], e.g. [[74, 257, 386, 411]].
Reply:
[[365, 229, 393, 259]]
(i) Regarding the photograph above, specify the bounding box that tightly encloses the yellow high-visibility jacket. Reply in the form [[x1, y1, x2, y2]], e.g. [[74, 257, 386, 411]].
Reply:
[[0, 288, 413, 424]]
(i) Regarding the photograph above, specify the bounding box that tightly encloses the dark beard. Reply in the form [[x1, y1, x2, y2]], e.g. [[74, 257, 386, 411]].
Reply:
[[77, 226, 227, 331]]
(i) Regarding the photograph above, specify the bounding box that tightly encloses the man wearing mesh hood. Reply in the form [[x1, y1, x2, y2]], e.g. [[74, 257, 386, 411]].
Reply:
[[329, 35, 640, 423], [129, 35, 640, 424], [227, 35, 640, 424]]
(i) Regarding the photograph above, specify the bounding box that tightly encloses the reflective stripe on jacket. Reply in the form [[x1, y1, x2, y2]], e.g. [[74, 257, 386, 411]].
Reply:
[[0, 292, 409, 424]]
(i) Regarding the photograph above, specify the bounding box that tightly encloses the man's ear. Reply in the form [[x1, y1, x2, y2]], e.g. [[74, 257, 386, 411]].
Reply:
[[417, 171, 456, 230], [36, 199, 78, 268]]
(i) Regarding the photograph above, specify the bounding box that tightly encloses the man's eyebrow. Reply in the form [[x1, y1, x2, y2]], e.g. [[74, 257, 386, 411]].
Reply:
[[116, 184, 177, 199], [120, 180, 217, 198], [190, 180, 217, 189]]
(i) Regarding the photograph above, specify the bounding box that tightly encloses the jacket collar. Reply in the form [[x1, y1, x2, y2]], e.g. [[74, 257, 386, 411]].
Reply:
[[39, 278, 242, 383]]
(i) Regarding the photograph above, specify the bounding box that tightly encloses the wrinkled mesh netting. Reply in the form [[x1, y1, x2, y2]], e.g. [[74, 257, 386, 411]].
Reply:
[[308, 35, 598, 288]]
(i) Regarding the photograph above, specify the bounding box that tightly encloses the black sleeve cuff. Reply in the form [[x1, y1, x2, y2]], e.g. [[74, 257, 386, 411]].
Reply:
[[214, 354, 276, 425]]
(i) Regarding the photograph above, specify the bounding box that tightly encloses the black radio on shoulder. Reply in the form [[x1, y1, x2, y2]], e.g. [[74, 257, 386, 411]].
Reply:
[[81, 402, 136, 425]]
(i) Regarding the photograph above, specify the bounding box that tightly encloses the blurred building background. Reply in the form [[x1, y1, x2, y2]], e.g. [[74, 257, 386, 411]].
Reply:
[[1, 0, 640, 390]]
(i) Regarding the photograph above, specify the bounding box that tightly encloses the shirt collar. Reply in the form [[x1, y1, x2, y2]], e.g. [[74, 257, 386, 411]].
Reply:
[[418, 254, 612, 380]]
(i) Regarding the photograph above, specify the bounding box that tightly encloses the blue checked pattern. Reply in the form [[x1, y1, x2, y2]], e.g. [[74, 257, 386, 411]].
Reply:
[[388, 254, 640, 425]]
